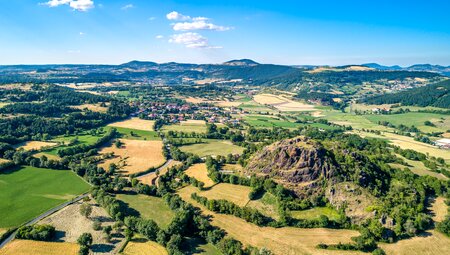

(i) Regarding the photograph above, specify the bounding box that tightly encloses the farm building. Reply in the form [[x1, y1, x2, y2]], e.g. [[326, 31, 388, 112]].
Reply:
[[435, 138, 450, 149]]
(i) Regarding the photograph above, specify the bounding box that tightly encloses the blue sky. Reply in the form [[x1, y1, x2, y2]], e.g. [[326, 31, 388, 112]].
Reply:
[[0, 0, 449, 66]]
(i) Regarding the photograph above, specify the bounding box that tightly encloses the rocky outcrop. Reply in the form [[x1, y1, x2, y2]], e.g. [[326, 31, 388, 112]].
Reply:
[[245, 137, 338, 197]]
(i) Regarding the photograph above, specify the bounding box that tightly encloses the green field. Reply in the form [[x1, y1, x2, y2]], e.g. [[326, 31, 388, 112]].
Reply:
[[365, 112, 449, 133], [179, 139, 244, 157], [0, 166, 90, 228], [43, 133, 104, 155], [182, 238, 222, 255], [244, 115, 301, 129], [106, 126, 160, 140], [116, 194, 174, 228], [246, 192, 279, 219], [291, 206, 340, 221]]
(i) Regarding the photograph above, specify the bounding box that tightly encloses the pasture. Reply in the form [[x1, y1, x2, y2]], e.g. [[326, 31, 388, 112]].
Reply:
[[13, 141, 58, 151], [389, 155, 447, 180], [291, 207, 341, 221], [246, 192, 279, 219], [110, 126, 160, 140], [0, 240, 79, 255], [182, 237, 222, 255], [70, 103, 108, 113], [365, 112, 449, 133], [0, 166, 90, 228], [116, 194, 174, 228], [184, 163, 215, 188], [379, 230, 450, 255], [122, 238, 168, 255], [244, 115, 301, 129], [161, 120, 207, 133], [178, 186, 362, 255], [179, 139, 244, 157], [98, 139, 165, 175], [108, 118, 155, 131]]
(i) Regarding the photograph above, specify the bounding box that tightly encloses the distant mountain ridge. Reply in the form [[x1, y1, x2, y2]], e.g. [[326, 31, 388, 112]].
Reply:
[[361, 63, 450, 76]]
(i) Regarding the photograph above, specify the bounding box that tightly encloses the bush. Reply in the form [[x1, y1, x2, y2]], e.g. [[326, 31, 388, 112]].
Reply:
[[93, 220, 102, 231], [16, 225, 55, 241]]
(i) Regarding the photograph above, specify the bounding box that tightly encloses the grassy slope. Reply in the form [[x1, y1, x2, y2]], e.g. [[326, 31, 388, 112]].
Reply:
[[0, 166, 90, 228], [116, 194, 174, 228], [291, 207, 341, 221]]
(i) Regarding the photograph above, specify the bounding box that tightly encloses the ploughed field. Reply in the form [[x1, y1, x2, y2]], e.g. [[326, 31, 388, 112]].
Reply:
[[0, 166, 90, 229]]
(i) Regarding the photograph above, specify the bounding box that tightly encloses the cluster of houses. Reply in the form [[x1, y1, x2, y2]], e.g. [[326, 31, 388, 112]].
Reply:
[[130, 100, 243, 126], [435, 138, 450, 149]]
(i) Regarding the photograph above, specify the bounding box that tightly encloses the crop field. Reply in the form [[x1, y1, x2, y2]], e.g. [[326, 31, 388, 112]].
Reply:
[[0, 166, 90, 228], [33, 152, 61, 161], [178, 186, 362, 255], [321, 111, 393, 131], [185, 163, 216, 188], [179, 139, 244, 157], [221, 164, 244, 174], [123, 237, 168, 255], [37, 200, 121, 252], [430, 196, 448, 222], [161, 120, 207, 133], [0, 158, 10, 164], [116, 194, 174, 228], [108, 118, 155, 131], [13, 141, 58, 151], [98, 139, 165, 175], [70, 103, 108, 112], [179, 184, 252, 207], [291, 207, 341, 221], [253, 94, 315, 112], [0, 240, 79, 255], [42, 133, 104, 156]]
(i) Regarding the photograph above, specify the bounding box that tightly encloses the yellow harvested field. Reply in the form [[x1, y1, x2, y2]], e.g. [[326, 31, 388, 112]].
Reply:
[[0, 229, 6, 236], [253, 94, 315, 112], [379, 230, 450, 255], [178, 186, 362, 255], [13, 141, 57, 151], [33, 152, 61, 161], [430, 197, 448, 223], [71, 103, 108, 112], [383, 133, 450, 163], [38, 200, 118, 245], [123, 238, 168, 255], [179, 184, 252, 207], [185, 97, 208, 103], [0, 159, 10, 164], [221, 164, 244, 174], [99, 139, 165, 175], [185, 163, 215, 188], [138, 160, 181, 186], [108, 118, 155, 131], [0, 240, 79, 255]]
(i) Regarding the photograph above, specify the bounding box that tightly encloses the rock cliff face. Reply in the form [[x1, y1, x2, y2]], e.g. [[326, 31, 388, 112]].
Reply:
[[245, 137, 337, 197]]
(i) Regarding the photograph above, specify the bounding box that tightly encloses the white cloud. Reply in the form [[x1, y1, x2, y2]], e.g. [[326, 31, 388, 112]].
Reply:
[[166, 11, 190, 21], [43, 0, 94, 11], [45, 0, 71, 7], [169, 32, 221, 49], [79, 32, 85, 36], [155, 35, 164, 39], [148, 17, 156, 21], [121, 4, 134, 10], [172, 20, 231, 31]]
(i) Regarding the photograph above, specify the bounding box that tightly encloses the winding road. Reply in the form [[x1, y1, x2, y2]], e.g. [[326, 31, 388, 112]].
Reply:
[[137, 159, 174, 186], [0, 193, 89, 249]]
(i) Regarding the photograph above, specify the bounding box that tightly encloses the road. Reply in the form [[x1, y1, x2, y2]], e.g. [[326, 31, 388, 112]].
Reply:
[[137, 159, 174, 186], [0, 193, 89, 249]]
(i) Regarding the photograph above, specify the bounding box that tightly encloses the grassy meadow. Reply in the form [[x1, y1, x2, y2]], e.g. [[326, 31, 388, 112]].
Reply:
[[0, 166, 90, 228], [116, 194, 174, 228]]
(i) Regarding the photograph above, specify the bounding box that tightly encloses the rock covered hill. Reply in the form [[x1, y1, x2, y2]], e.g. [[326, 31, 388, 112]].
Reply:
[[245, 136, 381, 223]]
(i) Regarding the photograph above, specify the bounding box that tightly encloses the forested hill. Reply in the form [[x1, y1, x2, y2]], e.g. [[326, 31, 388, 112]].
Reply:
[[361, 79, 450, 108]]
